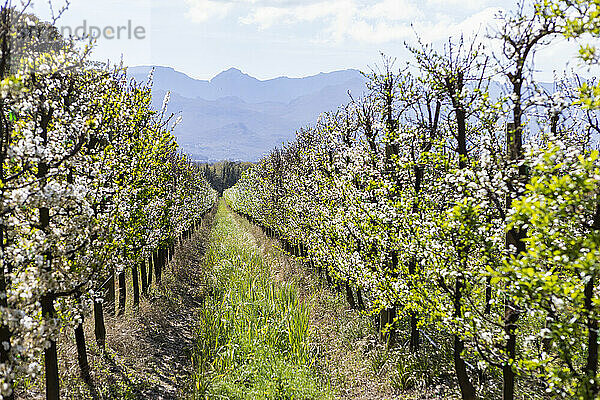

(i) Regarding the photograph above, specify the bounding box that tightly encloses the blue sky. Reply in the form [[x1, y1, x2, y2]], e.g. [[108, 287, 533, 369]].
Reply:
[[30, 0, 594, 81]]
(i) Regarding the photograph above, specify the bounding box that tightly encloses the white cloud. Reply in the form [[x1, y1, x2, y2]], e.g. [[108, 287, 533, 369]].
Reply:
[[184, 0, 234, 22], [240, 1, 352, 29], [345, 20, 414, 43], [416, 7, 503, 43], [239, 6, 286, 28], [426, 0, 495, 11], [185, 0, 509, 44], [240, 0, 423, 42], [363, 0, 423, 21]]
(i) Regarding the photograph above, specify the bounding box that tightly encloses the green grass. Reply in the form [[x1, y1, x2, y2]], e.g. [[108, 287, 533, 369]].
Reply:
[[190, 201, 331, 400]]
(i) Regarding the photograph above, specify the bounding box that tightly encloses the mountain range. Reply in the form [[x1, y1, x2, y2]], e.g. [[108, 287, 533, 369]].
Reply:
[[127, 66, 368, 161]]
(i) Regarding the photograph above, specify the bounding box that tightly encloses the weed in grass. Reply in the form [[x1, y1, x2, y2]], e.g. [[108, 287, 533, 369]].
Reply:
[[390, 354, 418, 391], [389, 351, 435, 392], [369, 346, 390, 374]]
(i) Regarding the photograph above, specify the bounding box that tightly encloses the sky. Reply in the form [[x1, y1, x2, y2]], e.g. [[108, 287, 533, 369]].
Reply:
[[28, 0, 597, 81]]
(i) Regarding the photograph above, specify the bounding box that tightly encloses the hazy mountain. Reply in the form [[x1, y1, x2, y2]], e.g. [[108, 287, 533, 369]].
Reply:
[[127, 66, 368, 161]]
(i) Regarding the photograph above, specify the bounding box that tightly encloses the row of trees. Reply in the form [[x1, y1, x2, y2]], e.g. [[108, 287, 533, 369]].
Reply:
[[0, 4, 217, 399], [225, 1, 600, 399], [200, 160, 252, 195]]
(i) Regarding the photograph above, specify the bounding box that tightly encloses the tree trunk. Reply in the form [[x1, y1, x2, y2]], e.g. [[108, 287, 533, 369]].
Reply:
[[160, 247, 167, 274], [380, 307, 396, 348], [345, 283, 356, 309], [74, 320, 91, 384], [408, 257, 419, 352], [504, 123, 526, 400], [42, 295, 59, 400], [325, 269, 332, 286], [585, 275, 598, 397], [0, 267, 13, 400], [105, 271, 115, 315], [93, 299, 106, 351], [502, 322, 517, 400], [484, 276, 492, 315], [132, 264, 140, 307], [454, 275, 476, 400], [357, 288, 365, 311], [147, 255, 153, 287], [379, 308, 389, 343], [118, 270, 126, 316], [389, 307, 396, 348], [154, 249, 161, 285], [140, 259, 147, 295], [410, 312, 419, 352], [0, 7, 14, 398]]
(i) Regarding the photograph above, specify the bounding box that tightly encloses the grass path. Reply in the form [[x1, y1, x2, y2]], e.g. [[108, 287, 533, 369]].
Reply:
[[190, 200, 331, 399]]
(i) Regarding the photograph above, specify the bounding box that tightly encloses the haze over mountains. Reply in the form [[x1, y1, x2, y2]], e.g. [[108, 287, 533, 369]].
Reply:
[[128, 66, 368, 161]]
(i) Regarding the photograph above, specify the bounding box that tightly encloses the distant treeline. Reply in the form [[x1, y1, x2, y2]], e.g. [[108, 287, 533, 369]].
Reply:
[[200, 161, 253, 195]]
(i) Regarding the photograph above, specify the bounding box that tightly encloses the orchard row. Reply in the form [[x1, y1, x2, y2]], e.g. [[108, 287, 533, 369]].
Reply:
[[0, 6, 217, 399], [226, 1, 600, 399]]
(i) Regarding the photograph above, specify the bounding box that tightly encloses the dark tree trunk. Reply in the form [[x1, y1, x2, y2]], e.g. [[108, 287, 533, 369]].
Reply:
[[449, 81, 476, 397], [74, 320, 91, 384], [408, 258, 419, 353], [154, 249, 161, 285], [105, 272, 115, 315], [345, 283, 356, 309], [147, 255, 153, 287], [0, 262, 12, 400], [484, 276, 492, 315], [504, 123, 526, 400], [132, 264, 140, 307], [585, 275, 598, 397], [118, 270, 126, 316], [0, 7, 12, 395], [161, 247, 167, 273], [584, 201, 600, 397], [379, 307, 396, 348], [36, 76, 59, 399], [379, 308, 389, 343], [42, 295, 59, 400], [357, 288, 365, 311], [93, 299, 106, 351], [502, 323, 517, 400], [456, 109, 468, 169], [410, 312, 419, 353], [389, 307, 396, 347], [454, 276, 476, 400], [140, 259, 147, 294]]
